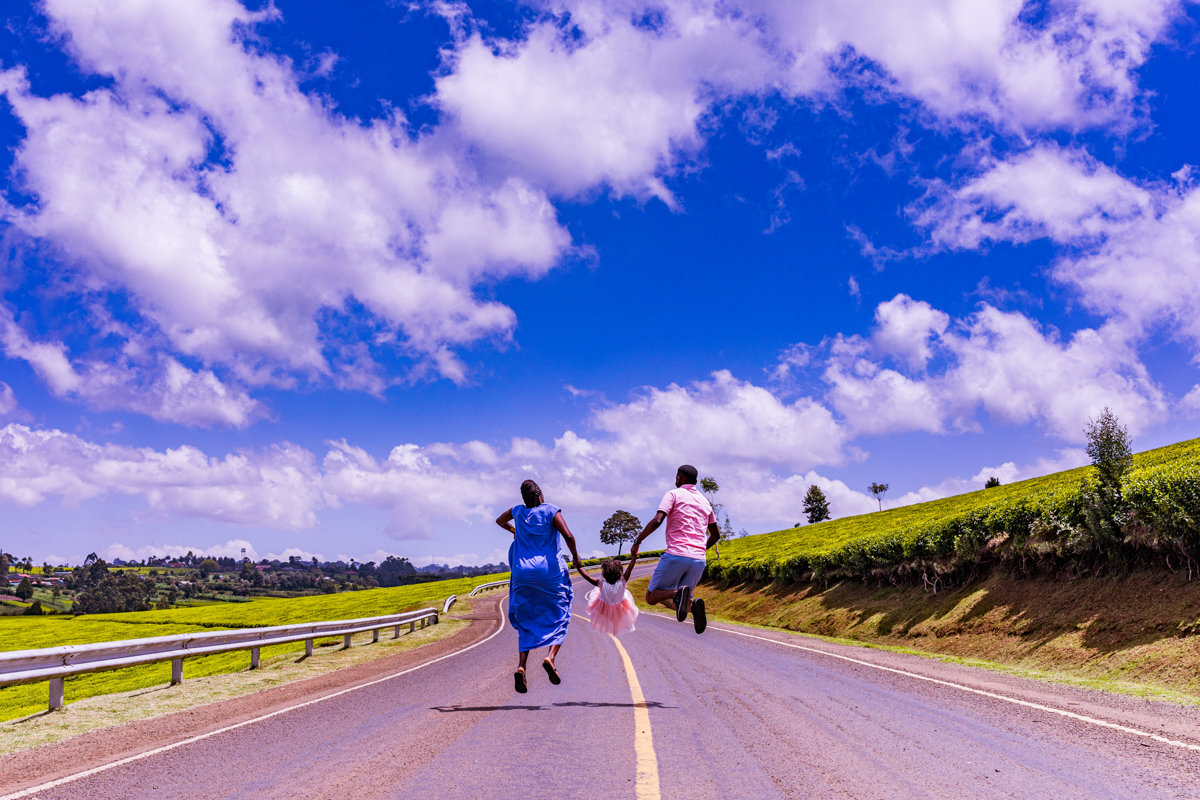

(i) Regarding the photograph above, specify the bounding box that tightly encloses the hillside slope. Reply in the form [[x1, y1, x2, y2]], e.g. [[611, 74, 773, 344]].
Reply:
[[710, 437, 1200, 585]]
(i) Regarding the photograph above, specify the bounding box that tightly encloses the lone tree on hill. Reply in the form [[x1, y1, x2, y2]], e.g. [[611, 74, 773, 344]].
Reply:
[[198, 558, 220, 577], [1080, 406, 1134, 561], [868, 482, 889, 511], [14, 576, 33, 600], [699, 476, 724, 521], [802, 485, 831, 524], [600, 510, 642, 555], [1085, 406, 1133, 494], [985, 476, 1001, 488]]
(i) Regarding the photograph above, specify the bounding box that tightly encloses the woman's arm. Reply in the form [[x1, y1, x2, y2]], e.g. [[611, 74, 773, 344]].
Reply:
[[552, 512, 582, 570], [576, 565, 599, 586], [495, 508, 515, 534], [622, 551, 638, 583]]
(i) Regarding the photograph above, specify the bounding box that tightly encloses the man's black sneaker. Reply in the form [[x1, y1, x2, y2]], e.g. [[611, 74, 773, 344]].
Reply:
[[675, 585, 691, 622], [692, 598, 707, 634]]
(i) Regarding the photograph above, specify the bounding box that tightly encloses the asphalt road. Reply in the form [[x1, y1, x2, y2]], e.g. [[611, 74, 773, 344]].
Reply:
[[9, 565, 1200, 799]]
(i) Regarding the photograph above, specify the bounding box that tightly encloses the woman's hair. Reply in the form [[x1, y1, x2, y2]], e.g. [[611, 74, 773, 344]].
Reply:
[[520, 479, 543, 508], [600, 559, 622, 584]]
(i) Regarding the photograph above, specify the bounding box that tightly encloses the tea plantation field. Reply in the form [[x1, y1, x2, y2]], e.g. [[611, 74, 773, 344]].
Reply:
[[0, 575, 506, 721], [709, 437, 1200, 585]]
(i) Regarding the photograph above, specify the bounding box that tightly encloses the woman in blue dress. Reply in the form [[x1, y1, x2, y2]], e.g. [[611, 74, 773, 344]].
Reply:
[[495, 479, 583, 693]]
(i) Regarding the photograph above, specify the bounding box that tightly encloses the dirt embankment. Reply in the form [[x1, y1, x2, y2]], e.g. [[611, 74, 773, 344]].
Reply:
[[635, 570, 1200, 699]]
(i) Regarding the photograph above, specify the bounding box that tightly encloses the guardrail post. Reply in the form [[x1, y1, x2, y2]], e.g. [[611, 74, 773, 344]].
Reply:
[[409, 621, 415, 633], [171, 658, 183, 685], [305, 639, 313, 657], [433, 613, 439, 625], [342, 634, 352, 650], [250, 647, 260, 669], [393, 624, 400, 639], [372, 629, 379, 643], [420, 617, 426, 630], [49, 677, 64, 711]]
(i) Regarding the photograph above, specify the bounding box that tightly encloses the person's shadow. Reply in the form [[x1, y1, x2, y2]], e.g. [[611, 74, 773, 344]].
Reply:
[[431, 701, 672, 712]]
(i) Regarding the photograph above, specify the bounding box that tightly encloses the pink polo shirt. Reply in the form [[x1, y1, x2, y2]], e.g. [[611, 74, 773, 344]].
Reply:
[[657, 484, 716, 560]]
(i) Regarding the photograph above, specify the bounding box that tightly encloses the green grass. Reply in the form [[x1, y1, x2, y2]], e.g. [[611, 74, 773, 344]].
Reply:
[[710, 437, 1200, 584], [0, 574, 507, 721]]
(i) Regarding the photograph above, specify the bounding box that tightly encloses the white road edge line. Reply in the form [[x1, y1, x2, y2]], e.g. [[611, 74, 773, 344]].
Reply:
[[664, 615, 1200, 753], [1, 602, 509, 800]]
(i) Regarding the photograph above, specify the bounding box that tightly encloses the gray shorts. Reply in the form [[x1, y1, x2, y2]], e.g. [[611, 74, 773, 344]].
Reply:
[[647, 552, 706, 593]]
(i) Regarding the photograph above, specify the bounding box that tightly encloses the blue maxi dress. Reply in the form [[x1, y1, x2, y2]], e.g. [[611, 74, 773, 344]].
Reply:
[[508, 503, 574, 651]]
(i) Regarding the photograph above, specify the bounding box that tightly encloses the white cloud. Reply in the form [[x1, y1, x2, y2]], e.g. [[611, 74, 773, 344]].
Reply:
[[264, 547, 324, 563], [436, 0, 1184, 209], [1181, 385, 1200, 418], [809, 294, 1168, 441], [0, 0, 572, 421], [104, 539, 259, 563], [756, 0, 1182, 132], [917, 145, 1200, 353], [0, 0, 1188, 426], [0, 368, 858, 537], [435, 4, 774, 203], [0, 382, 27, 421], [0, 423, 329, 526]]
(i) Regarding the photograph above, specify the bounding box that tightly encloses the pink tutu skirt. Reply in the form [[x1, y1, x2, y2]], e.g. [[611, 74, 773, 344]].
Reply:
[[585, 587, 639, 635]]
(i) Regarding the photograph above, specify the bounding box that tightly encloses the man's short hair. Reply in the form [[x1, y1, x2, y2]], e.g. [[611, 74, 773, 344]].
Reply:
[[676, 464, 698, 485]]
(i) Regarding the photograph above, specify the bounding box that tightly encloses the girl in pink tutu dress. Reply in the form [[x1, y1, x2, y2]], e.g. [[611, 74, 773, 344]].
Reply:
[[577, 555, 640, 636]]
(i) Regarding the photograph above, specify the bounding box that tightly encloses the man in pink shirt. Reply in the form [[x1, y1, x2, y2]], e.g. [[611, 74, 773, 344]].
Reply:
[[629, 464, 720, 633]]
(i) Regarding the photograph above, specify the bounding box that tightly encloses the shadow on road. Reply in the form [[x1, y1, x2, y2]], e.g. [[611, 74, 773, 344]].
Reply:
[[432, 700, 672, 713]]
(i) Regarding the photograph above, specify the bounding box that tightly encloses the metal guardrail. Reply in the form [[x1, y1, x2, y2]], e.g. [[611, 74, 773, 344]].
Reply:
[[468, 580, 509, 597], [442, 595, 457, 613], [0, 607, 439, 712]]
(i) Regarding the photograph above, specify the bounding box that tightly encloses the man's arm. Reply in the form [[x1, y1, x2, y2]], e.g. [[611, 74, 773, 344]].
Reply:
[[629, 511, 667, 557], [495, 508, 515, 534], [705, 521, 721, 550]]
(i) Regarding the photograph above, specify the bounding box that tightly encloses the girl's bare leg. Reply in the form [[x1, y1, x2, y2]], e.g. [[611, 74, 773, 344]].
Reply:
[[518, 650, 529, 673], [545, 644, 561, 666]]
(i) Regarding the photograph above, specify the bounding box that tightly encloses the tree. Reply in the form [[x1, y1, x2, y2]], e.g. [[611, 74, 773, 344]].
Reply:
[[198, 558, 220, 577], [240, 561, 261, 587], [24, 600, 43, 616], [802, 485, 831, 524], [14, 576, 34, 600], [0, 552, 9, 589], [985, 476, 1001, 489], [868, 482, 889, 511], [600, 510, 642, 556], [1085, 406, 1133, 493], [699, 477, 724, 520], [1079, 407, 1135, 562], [377, 556, 418, 587], [74, 573, 152, 614]]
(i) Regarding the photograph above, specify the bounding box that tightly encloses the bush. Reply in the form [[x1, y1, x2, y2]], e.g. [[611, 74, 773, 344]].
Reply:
[[23, 600, 43, 616]]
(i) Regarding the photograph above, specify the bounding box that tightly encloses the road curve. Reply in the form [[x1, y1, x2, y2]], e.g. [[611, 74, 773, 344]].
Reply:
[[6, 567, 1200, 799]]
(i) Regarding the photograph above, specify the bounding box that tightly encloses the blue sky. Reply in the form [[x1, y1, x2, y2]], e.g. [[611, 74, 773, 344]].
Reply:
[[1, 0, 1199, 567]]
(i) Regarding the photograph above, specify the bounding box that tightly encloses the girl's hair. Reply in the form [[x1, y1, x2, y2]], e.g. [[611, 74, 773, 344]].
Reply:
[[600, 559, 622, 584], [520, 479, 543, 508]]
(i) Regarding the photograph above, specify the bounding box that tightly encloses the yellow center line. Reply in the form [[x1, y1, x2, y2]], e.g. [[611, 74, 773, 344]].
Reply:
[[572, 611, 661, 800]]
